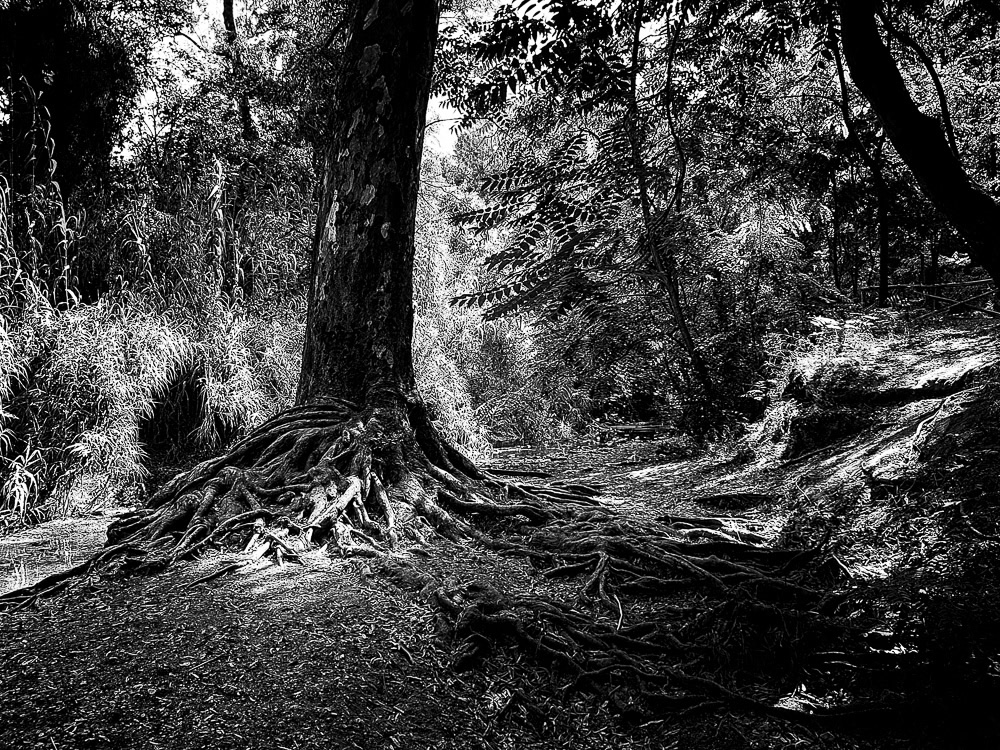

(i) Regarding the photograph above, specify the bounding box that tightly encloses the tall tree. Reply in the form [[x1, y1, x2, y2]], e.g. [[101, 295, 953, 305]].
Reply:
[[836, 0, 1000, 285], [296, 0, 437, 408], [100, 0, 574, 561], [220, 0, 259, 300]]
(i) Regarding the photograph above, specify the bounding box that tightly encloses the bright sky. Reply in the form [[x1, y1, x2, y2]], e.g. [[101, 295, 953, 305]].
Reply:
[[426, 98, 463, 157]]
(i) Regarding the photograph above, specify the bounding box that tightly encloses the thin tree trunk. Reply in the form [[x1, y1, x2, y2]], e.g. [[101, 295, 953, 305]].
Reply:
[[838, 0, 1000, 284], [829, 172, 842, 289], [223, 0, 257, 144], [297, 0, 439, 407], [930, 236, 940, 310], [624, 2, 712, 396], [877, 178, 890, 306], [847, 168, 859, 300], [222, 0, 259, 301], [875, 140, 890, 307]]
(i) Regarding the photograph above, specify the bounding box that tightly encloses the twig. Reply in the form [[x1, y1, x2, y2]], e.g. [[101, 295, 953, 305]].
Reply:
[[959, 501, 1000, 543], [186, 655, 221, 672], [185, 562, 246, 589]]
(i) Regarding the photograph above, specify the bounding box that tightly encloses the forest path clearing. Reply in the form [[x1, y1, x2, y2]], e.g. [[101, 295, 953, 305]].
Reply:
[[0, 433, 829, 750]]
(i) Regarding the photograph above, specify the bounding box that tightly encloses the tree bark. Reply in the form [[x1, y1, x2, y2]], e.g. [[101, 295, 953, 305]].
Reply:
[[221, 0, 259, 301], [837, 0, 1000, 284], [829, 172, 842, 289], [222, 0, 257, 145], [877, 177, 890, 306], [297, 0, 439, 406], [930, 235, 940, 309], [875, 140, 890, 307]]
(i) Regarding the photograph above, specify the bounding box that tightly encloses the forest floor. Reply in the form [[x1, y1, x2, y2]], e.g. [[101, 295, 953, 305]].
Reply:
[[1, 316, 998, 750]]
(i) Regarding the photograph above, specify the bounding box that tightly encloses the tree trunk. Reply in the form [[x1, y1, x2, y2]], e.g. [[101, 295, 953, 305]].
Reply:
[[222, 0, 259, 301], [877, 180, 890, 306], [837, 0, 1000, 284], [223, 0, 258, 146], [88, 0, 521, 570], [625, 0, 713, 398], [297, 0, 438, 407], [875, 142, 890, 307], [829, 172, 841, 289], [930, 236, 940, 310]]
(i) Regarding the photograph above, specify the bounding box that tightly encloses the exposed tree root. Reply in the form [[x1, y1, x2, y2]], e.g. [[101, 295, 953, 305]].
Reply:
[[0, 397, 934, 740], [376, 499, 933, 739], [399, 563, 929, 738], [185, 561, 247, 589], [0, 398, 594, 607]]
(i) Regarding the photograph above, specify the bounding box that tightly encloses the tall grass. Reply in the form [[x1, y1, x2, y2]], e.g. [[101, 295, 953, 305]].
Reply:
[[0, 113, 584, 528], [2, 288, 304, 521], [0, 163, 307, 526]]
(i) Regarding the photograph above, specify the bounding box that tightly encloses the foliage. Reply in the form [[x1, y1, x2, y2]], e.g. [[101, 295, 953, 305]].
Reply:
[[746, 316, 883, 460], [0, 141, 308, 524], [0, 286, 304, 522], [0, 100, 567, 525], [414, 122, 584, 452], [0, 0, 189, 197], [4, 0, 1000, 525], [446, 42, 842, 428], [436, 0, 1000, 435]]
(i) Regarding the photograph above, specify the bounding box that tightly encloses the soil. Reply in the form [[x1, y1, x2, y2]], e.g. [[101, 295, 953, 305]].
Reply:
[[1, 316, 997, 750], [0, 471, 700, 750], [1, 512, 125, 597]]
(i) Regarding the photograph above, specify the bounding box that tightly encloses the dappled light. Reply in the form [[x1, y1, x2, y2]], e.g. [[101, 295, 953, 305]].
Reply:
[[3, 0, 1000, 748]]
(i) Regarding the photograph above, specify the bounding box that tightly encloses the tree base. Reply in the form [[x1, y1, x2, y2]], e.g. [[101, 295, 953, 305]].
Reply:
[[93, 398, 596, 573]]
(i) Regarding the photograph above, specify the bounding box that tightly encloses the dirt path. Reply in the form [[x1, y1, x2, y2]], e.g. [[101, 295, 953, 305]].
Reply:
[[0, 531, 679, 750], [0, 435, 821, 750]]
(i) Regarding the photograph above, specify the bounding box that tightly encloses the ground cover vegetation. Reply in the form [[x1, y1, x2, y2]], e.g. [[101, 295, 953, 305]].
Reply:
[[2, 0, 1000, 746]]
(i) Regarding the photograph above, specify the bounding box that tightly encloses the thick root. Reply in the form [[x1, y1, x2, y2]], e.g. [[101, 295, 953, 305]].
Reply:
[[3, 398, 915, 741], [412, 560, 916, 737], [21, 400, 594, 591]]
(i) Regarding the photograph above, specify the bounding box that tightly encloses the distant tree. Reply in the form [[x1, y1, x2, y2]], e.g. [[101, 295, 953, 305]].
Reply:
[[129, 0, 344, 303], [0, 0, 185, 198], [1, 0, 188, 304]]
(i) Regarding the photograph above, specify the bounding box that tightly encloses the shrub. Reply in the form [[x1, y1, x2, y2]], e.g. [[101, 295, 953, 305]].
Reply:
[[748, 318, 884, 460]]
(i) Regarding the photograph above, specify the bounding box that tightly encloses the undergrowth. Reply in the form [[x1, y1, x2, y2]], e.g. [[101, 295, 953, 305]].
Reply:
[[0, 285, 304, 527], [0, 151, 573, 527], [747, 316, 885, 461]]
